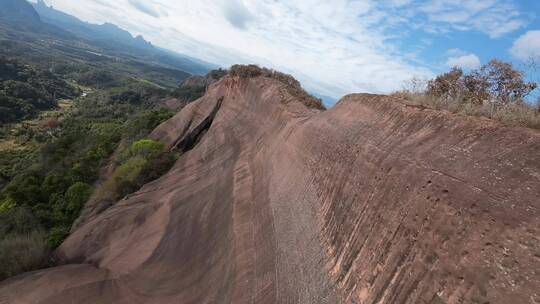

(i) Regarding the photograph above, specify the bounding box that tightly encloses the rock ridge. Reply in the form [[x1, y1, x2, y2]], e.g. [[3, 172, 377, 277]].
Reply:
[[1, 75, 539, 304]]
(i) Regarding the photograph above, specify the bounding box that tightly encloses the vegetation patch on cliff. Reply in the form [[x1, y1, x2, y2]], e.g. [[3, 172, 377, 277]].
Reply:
[[229, 64, 326, 111], [394, 59, 540, 129], [97, 139, 178, 202]]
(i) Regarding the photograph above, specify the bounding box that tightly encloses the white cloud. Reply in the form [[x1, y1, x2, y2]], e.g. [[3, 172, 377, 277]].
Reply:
[[222, 0, 254, 29], [38, 0, 527, 100], [127, 0, 160, 18], [41, 0, 436, 98], [446, 53, 481, 70], [379, 0, 526, 38], [446, 48, 467, 56], [383, 0, 414, 8], [510, 30, 540, 61]]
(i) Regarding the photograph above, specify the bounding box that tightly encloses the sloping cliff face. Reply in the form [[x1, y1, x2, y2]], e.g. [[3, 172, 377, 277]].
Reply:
[[1, 75, 539, 304]]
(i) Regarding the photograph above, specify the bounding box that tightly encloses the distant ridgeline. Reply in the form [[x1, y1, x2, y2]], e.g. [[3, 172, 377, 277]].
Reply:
[[0, 0, 41, 27], [0, 0, 215, 83], [32, 0, 153, 51], [30, 0, 214, 75], [0, 0, 227, 125]]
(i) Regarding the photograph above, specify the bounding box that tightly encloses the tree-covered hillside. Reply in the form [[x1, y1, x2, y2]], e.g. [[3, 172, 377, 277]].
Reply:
[[0, 60, 182, 280], [0, 0, 204, 90], [0, 57, 79, 123], [0, 0, 216, 281], [31, 0, 215, 75]]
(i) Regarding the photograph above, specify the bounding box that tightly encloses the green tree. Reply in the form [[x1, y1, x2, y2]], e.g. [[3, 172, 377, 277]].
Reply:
[[128, 139, 165, 159], [64, 182, 92, 221]]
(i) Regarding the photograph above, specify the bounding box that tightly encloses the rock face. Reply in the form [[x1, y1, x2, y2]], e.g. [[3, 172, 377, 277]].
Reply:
[[1, 75, 539, 304]]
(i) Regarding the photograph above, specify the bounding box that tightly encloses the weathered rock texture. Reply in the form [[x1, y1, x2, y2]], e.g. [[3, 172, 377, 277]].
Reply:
[[1, 75, 539, 304]]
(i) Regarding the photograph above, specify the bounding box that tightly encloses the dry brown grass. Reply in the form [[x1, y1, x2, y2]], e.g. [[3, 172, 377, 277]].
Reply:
[[0, 140, 26, 152], [392, 91, 540, 130], [0, 231, 50, 281]]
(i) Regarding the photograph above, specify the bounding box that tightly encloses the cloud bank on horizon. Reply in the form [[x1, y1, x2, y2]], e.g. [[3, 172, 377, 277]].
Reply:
[[38, 0, 540, 100]]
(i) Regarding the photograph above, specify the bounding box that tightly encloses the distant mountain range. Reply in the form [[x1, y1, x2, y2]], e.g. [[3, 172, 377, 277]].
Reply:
[[0, 0, 41, 27], [0, 0, 72, 38], [29, 0, 216, 75], [0, 0, 216, 77], [32, 0, 153, 51]]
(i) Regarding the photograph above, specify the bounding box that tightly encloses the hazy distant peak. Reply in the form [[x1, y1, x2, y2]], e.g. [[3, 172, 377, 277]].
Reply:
[[0, 0, 41, 25]]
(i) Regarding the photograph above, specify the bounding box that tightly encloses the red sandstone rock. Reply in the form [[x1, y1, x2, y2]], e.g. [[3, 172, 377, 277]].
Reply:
[[1, 75, 539, 304]]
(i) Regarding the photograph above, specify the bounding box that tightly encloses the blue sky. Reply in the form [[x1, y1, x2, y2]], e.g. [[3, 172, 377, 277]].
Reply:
[[393, 1, 540, 72], [35, 0, 540, 101]]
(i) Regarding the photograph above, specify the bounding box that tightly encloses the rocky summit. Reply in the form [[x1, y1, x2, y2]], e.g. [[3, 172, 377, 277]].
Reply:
[[1, 71, 539, 304]]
